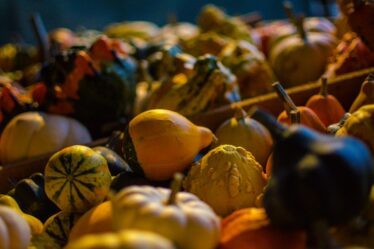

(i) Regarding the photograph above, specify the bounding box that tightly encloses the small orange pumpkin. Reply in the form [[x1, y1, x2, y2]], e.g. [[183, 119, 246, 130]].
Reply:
[[274, 82, 326, 133], [219, 208, 306, 249], [306, 77, 345, 126]]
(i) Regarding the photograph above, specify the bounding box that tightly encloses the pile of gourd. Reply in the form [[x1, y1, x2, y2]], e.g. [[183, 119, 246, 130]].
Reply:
[[0, 71, 373, 249]]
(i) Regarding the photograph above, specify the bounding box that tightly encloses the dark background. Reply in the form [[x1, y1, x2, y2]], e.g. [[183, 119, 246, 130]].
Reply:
[[0, 0, 338, 45]]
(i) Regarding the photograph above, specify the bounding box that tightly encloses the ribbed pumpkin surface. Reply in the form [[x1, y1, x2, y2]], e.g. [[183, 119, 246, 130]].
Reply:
[[44, 145, 111, 213]]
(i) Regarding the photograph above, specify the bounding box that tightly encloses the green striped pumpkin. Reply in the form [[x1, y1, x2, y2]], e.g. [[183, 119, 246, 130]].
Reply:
[[44, 145, 111, 213], [43, 211, 81, 248]]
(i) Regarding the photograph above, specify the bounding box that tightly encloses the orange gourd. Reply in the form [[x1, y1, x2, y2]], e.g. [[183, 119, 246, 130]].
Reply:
[[219, 208, 306, 249], [274, 82, 327, 133], [69, 201, 112, 242], [123, 109, 215, 180], [306, 77, 345, 126], [349, 73, 374, 113]]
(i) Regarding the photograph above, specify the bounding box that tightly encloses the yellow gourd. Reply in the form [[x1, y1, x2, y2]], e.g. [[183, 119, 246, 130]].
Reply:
[[0, 194, 43, 235], [184, 145, 267, 217], [0, 112, 91, 164], [0, 206, 31, 249], [123, 109, 215, 180], [66, 230, 176, 249]]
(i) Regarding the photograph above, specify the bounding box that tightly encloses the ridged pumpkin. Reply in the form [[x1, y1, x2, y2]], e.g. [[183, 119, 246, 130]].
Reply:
[[69, 201, 112, 242], [215, 109, 273, 167], [0, 206, 31, 249], [219, 208, 306, 249], [66, 230, 176, 249], [273, 82, 326, 133], [43, 211, 81, 248], [0, 112, 92, 164], [184, 145, 267, 217], [123, 109, 215, 181], [0, 194, 43, 235], [44, 145, 112, 213], [306, 77, 345, 126]]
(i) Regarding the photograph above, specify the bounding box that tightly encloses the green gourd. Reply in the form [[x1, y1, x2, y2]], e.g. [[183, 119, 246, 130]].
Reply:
[[250, 108, 374, 247]]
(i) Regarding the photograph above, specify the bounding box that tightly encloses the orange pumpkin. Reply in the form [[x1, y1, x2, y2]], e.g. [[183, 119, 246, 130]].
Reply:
[[219, 208, 306, 249], [69, 201, 112, 242], [306, 77, 345, 126], [273, 82, 326, 133]]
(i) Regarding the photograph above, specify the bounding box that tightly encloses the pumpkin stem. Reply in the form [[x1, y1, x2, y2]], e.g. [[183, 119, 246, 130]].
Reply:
[[290, 109, 301, 124], [283, 1, 297, 25], [320, 77, 329, 97], [167, 173, 184, 205], [272, 82, 298, 114], [233, 106, 247, 121], [308, 220, 335, 249], [30, 14, 49, 62], [248, 107, 286, 141], [295, 14, 308, 43]]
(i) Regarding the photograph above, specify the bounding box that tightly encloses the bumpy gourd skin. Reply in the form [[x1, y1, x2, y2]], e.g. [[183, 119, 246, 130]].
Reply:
[[264, 125, 374, 228]]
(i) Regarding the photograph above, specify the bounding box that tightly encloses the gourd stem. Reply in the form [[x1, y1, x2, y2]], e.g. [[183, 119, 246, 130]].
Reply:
[[295, 15, 308, 43], [248, 107, 286, 141], [30, 14, 49, 62], [283, 1, 296, 25], [308, 220, 335, 249], [272, 82, 298, 113], [290, 110, 301, 124], [320, 77, 329, 97], [233, 106, 247, 121], [167, 173, 184, 205]]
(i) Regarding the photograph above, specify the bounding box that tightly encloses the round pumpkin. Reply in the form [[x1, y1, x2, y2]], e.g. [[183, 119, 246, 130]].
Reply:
[[219, 208, 306, 249], [215, 110, 273, 167], [69, 201, 112, 242], [43, 211, 81, 248], [112, 183, 220, 249], [184, 145, 267, 217], [0, 206, 31, 249], [66, 230, 176, 249], [0, 112, 92, 164], [269, 19, 336, 88], [44, 145, 112, 213], [123, 109, 215, 181]]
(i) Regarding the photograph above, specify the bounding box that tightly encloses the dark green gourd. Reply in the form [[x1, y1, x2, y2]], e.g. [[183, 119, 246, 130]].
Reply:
[[250, 108, 374, 247]]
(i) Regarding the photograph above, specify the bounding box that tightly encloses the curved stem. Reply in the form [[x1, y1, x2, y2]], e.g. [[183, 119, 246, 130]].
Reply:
[[248, 107, 286, 141], [295, 14, 308, 42], [272, 82, 298, 113], [167, 173, 184, 205], [320, 77, 329, 97], [290, 109, 301, 124]]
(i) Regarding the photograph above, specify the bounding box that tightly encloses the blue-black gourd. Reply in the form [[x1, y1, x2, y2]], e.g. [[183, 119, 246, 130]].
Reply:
[[93, 146, 131, 176], [251, 108, 374, 230], [7, 173, 59, 222]]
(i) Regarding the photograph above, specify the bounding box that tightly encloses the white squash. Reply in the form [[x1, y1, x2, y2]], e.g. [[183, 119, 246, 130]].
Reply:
[[0, 112, 92, 164], [0, 206, 31, 249], [111, 175, 220, 249], [65, 230, 176, 249]]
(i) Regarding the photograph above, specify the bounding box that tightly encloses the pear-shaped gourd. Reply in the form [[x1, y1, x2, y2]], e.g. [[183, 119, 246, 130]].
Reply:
[[336, 104, 374, 154], [215, 108, 273, 167], [123, 109, 215, 181], [350, 73, 374, 113], [274, 82, 326, 133], [306, 77, 346, 126], [251, 108, 374, 234]]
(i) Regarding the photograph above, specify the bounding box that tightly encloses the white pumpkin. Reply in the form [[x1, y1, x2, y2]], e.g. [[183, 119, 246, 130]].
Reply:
[[0, 206, 31, 249], [111, 178, 220, 249], [65, 230, 176, 249], [0, 112, 92, 164]]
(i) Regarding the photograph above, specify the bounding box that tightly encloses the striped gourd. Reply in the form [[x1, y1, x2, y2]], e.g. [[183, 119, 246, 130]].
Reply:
[[43, 211, 81, 248], [45, 145, 111, 213]]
